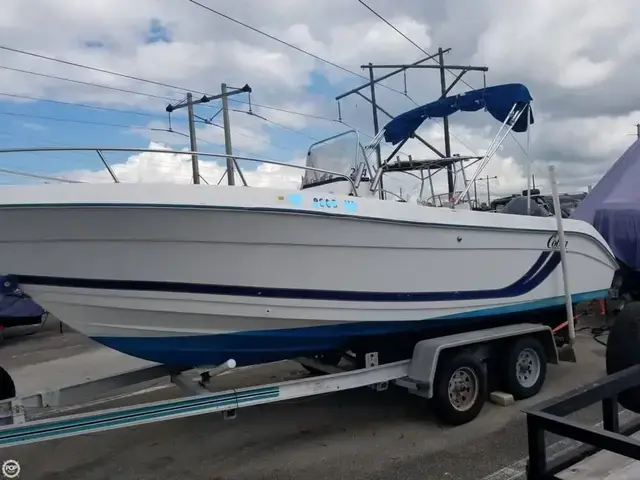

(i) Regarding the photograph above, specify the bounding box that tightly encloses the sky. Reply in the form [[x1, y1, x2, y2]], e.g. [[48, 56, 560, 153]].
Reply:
[[0, 0, 639, 202]]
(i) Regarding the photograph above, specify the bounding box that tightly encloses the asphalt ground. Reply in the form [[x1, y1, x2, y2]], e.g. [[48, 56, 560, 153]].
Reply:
[[0, 314, 627, 480]]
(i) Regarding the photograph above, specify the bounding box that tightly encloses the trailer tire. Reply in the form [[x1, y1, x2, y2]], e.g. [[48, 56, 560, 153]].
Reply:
[[606, 304, 640, 413], [500, 336, 547, 400], [430, 351, 487, 426], [0, 367, 15, 400]]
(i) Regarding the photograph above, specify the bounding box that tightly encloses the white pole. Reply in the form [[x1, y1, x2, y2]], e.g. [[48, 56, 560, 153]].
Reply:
[[526, 106, 531, 215], [526, 168, 532, 214], [549, 165, 575, 346]]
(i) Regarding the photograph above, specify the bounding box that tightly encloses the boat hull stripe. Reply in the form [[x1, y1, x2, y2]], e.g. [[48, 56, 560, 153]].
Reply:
[[11, 252, 561, 302]]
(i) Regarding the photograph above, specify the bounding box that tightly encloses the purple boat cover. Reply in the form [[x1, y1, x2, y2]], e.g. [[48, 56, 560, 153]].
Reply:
[[0, 295, 45, 318], [571, 139, 640, 271], [0, 275, 45, 318]]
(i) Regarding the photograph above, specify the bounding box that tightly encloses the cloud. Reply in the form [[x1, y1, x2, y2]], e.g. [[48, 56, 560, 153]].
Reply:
[[473, 0, 632, 89], [58, 141, 304, 189], [1, 0, 639, 201]]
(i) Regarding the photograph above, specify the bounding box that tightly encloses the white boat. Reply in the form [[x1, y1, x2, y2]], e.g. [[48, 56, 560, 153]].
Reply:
[[0, 83, 618, 368]]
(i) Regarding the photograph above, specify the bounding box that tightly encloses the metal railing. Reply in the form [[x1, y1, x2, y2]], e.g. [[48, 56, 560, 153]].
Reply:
[[525, 364, 640, 479], [0, 146, 360, 196]]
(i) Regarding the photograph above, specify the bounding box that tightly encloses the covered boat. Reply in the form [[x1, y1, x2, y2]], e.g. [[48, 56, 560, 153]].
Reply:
[[571, 139, 640, 296], [0, 276, 45, 329]]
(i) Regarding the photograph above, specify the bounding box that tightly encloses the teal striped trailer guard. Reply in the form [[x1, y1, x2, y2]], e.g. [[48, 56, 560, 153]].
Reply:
[[0, 360, 410, 449]]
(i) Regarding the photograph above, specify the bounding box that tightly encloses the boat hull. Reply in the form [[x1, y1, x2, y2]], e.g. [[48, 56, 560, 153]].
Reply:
[[0, 184, 618, 367]]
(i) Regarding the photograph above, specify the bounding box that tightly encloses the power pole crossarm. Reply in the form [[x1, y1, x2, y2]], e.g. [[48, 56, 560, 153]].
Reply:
[[165, 85, 251, 113]]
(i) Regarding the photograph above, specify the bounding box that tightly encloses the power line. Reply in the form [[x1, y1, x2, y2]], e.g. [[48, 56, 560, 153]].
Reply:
[[0, 108, 296, 156], [0, 110, 225, 150], [0, 93, 276, 158], [0, 45, 211, 97], [356, 0, 429, 57], [0, 99, 310, 156], [230, 98, 338, 124], [232, 109, 319, 141], [186, 0, 407, 96], [0, 37, 409, 145], [193, 114, 299, 153], [0, 61, 379, 148], [0, 61, 355, 134], [0, 81, 410, 163], [355, 0, 474, 90], [229, 98, 378, 142], [353, 0, 496, 165], [0, 63, 342, 130], [0, 110, 158, 130], [0, 92, 172, 119], [0, 111, 202, 149], [0, 40, 268, 181], [0, 46, 345, 126], [0, 65, 176, 101]]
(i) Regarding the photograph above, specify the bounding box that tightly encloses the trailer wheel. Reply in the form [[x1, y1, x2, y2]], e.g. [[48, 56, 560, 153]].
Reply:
[[430, 351, 487, 426], [606, 303, 640, 413], [0, 367, 15, 400], [500, 336, 547, 400]]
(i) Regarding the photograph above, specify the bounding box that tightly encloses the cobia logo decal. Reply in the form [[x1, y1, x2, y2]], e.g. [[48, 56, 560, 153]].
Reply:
[[547, 234, 568, 250]]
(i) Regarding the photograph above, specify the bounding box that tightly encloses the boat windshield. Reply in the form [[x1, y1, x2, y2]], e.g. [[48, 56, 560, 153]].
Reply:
[[302, 131, 365, 188]]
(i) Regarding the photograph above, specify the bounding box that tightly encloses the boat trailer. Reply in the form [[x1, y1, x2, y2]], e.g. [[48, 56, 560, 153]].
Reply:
[[0, 322, 560, 449]]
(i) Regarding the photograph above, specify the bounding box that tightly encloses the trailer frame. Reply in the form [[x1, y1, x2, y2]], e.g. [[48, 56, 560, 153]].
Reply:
[[0, 322, 558, 449]]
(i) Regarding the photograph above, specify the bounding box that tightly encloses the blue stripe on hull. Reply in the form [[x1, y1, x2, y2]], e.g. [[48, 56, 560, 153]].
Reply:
[[13, 252, 560, 302], [93, 289, 609, 368]]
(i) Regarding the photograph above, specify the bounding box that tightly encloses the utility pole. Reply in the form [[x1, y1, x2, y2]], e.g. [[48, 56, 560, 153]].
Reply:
[[186, 93, 199, 184], [474, 175, 498, 205], [486, 174, 491, 204], [636, 123, 640, 139], [221, 83, 235, 186], [166, 84, 251, 185], [473, 180, 478, 207]]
